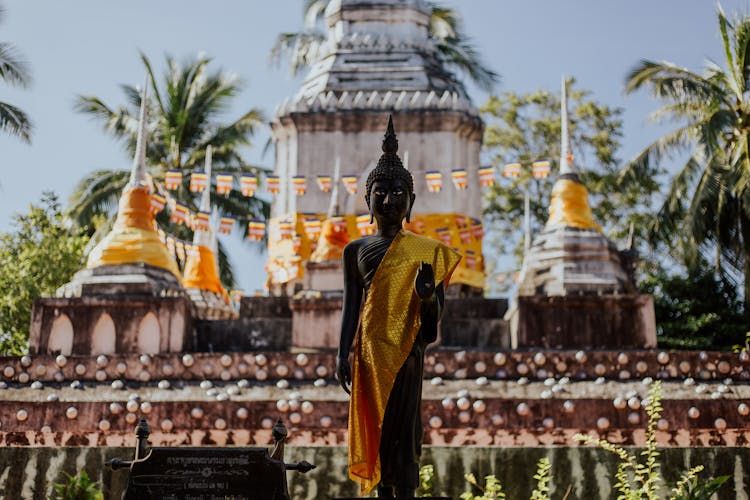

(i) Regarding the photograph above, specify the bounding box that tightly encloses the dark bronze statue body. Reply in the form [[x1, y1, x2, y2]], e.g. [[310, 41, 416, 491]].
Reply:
[[337, 117, 452, 498]]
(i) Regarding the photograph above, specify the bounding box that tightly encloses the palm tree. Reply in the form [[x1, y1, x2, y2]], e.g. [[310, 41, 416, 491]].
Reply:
[[622, 6, 750, 310], [70, 52, 268, 286], [269, 0, 498, 93], [0, 4, 32, 143]]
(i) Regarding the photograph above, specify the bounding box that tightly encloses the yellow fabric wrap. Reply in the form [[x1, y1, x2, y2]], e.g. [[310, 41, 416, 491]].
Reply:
[[86, 187, 181, 278], [546, 179, 601, 231], [182, 245, 229, 302], [349, 230, 460, 494]]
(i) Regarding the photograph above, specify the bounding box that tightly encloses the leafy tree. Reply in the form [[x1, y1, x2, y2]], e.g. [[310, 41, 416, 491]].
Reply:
[[640, 259, 748, 348], [70, 52, 269, 286], [269, 0, 499, 93], [0, 4, 32, 142], [623, 6, 750, 310], [0, 193, 89, 355], [480, 78, 660, 287]]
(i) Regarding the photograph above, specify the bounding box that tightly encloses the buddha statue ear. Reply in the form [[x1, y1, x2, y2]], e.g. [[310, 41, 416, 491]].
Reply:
[[406, 192, 416, 223]]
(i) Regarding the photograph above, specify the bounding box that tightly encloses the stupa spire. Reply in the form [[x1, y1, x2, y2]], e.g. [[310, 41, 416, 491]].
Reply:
[[199, 145, 213, 213], [129, 78, 150, 188], [559, 76, 577, 176]]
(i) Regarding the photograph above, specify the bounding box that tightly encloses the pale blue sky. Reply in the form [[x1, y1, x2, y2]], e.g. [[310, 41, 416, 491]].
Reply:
[[0, 1, 739, 291]]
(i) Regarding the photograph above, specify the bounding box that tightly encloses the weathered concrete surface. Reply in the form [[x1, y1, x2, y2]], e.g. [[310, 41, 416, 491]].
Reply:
[[514, 295, 657, 349], [0, 446, 747, 500]]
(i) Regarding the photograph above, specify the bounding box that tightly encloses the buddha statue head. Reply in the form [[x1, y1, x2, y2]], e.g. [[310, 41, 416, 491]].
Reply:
[[365, 116, 415, 227]]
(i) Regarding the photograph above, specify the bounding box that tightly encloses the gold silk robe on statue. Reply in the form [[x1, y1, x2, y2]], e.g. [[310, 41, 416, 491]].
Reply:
[[349, 230, 461, 494]]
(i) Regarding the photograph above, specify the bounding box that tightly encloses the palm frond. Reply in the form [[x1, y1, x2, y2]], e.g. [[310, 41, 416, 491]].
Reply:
[[67, 169, 129, 228], [717, 5, 743, 97], [0, 42, 31, 88], [303, 0, 328, 29], [268, 32, 325, 76], [625, 60, 732, 108], [0, 100, 31, 142]]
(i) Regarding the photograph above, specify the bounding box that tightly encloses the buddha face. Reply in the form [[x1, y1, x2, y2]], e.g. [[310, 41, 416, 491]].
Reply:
[[369, 177, 415, 229]]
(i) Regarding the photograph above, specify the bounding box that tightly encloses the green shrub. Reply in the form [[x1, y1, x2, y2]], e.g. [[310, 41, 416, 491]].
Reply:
[[50, 470, 103, 500]]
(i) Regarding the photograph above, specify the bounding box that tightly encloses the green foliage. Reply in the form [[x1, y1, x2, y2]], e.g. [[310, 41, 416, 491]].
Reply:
[[640, 259, 748, 348], [0, 193, 89, 355], [0, 3, 33, 142], [460, 472, 506, 500], [50, 470, 103, 500], [71, 52, 269, 287], [670, 466, 730, 500], [480, 79, 659, 289], [623, 6, 750, 307], [574, 382, 729, 499], [418, 464, 434, 497], [530, 457, 552, 500]]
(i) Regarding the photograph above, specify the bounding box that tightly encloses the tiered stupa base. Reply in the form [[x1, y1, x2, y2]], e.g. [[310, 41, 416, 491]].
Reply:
[[1, 348, 749, 497]]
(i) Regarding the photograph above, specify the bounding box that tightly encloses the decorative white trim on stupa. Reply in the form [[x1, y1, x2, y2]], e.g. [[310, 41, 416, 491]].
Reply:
[[275, 89, 474, 116]]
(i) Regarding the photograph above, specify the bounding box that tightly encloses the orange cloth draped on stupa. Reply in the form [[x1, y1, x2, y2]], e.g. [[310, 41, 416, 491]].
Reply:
[[546, 179, 601, 231], [182, 245, 230, 302], [86, 186, 181, 278], [348, 230, 460, 494], [309, 217, 353, 263]]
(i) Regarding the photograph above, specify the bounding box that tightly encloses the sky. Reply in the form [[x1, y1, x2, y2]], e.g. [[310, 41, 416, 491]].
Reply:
[[0, 1, 741, 291]]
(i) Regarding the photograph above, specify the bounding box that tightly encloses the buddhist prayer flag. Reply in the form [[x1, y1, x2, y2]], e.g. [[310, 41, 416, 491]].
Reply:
[[266, 175, 280, 195], [533, 160, 551, 179], [478, 166, 496, 187], [454, 214, 468, 228], [194, 211, 211, 231], [471, 220, 484, 240], [216, 173, 234, 195], [331, 216, 348, 233], [240, 174, 258, 197], [175, 240, 186, 262], [436, 227, 452, 245], [170, 202, 190, 225], [157, 229, 166, 244], [165, 170, 182, 190], [166, 236, 176, 257], [459, 228, 473, 245], [303, 217, 322, 240], [219, 217, 235, 235], [278, 220, 294, 239], [316, 175, 332, 192], [356, 213, 375, 236], [503, 162, 521, 178], [425, 171, 443, 193], [186, 243, 199, 258], [292, 236, 302, 254], [149, 193, 166, 214], [451, 169, 469, 190], [342, 175, 358, 195], [247, 220, 266, 241], [465, 250, 477, 270], [292, 176, 307, 196], [190, 171, 208, 193]]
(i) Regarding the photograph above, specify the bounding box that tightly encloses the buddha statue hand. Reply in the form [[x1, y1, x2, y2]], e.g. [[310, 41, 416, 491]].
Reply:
[[336, 355, 352, 395], [414, 262, 435, 301]]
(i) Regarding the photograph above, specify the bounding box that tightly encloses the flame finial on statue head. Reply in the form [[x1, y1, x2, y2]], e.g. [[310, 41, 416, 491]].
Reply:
[[366, 115, 413, 207], [382, 115, 398, 154]]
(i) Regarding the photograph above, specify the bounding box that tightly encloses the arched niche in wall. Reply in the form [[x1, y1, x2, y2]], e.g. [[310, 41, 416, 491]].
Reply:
[[136, 312, 160, 354], [48, 314, 73, 355], [90, 313, 116, 354]]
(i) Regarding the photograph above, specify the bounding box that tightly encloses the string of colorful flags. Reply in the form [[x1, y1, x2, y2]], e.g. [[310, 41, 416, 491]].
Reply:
[[159, 161, 553, 199]]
